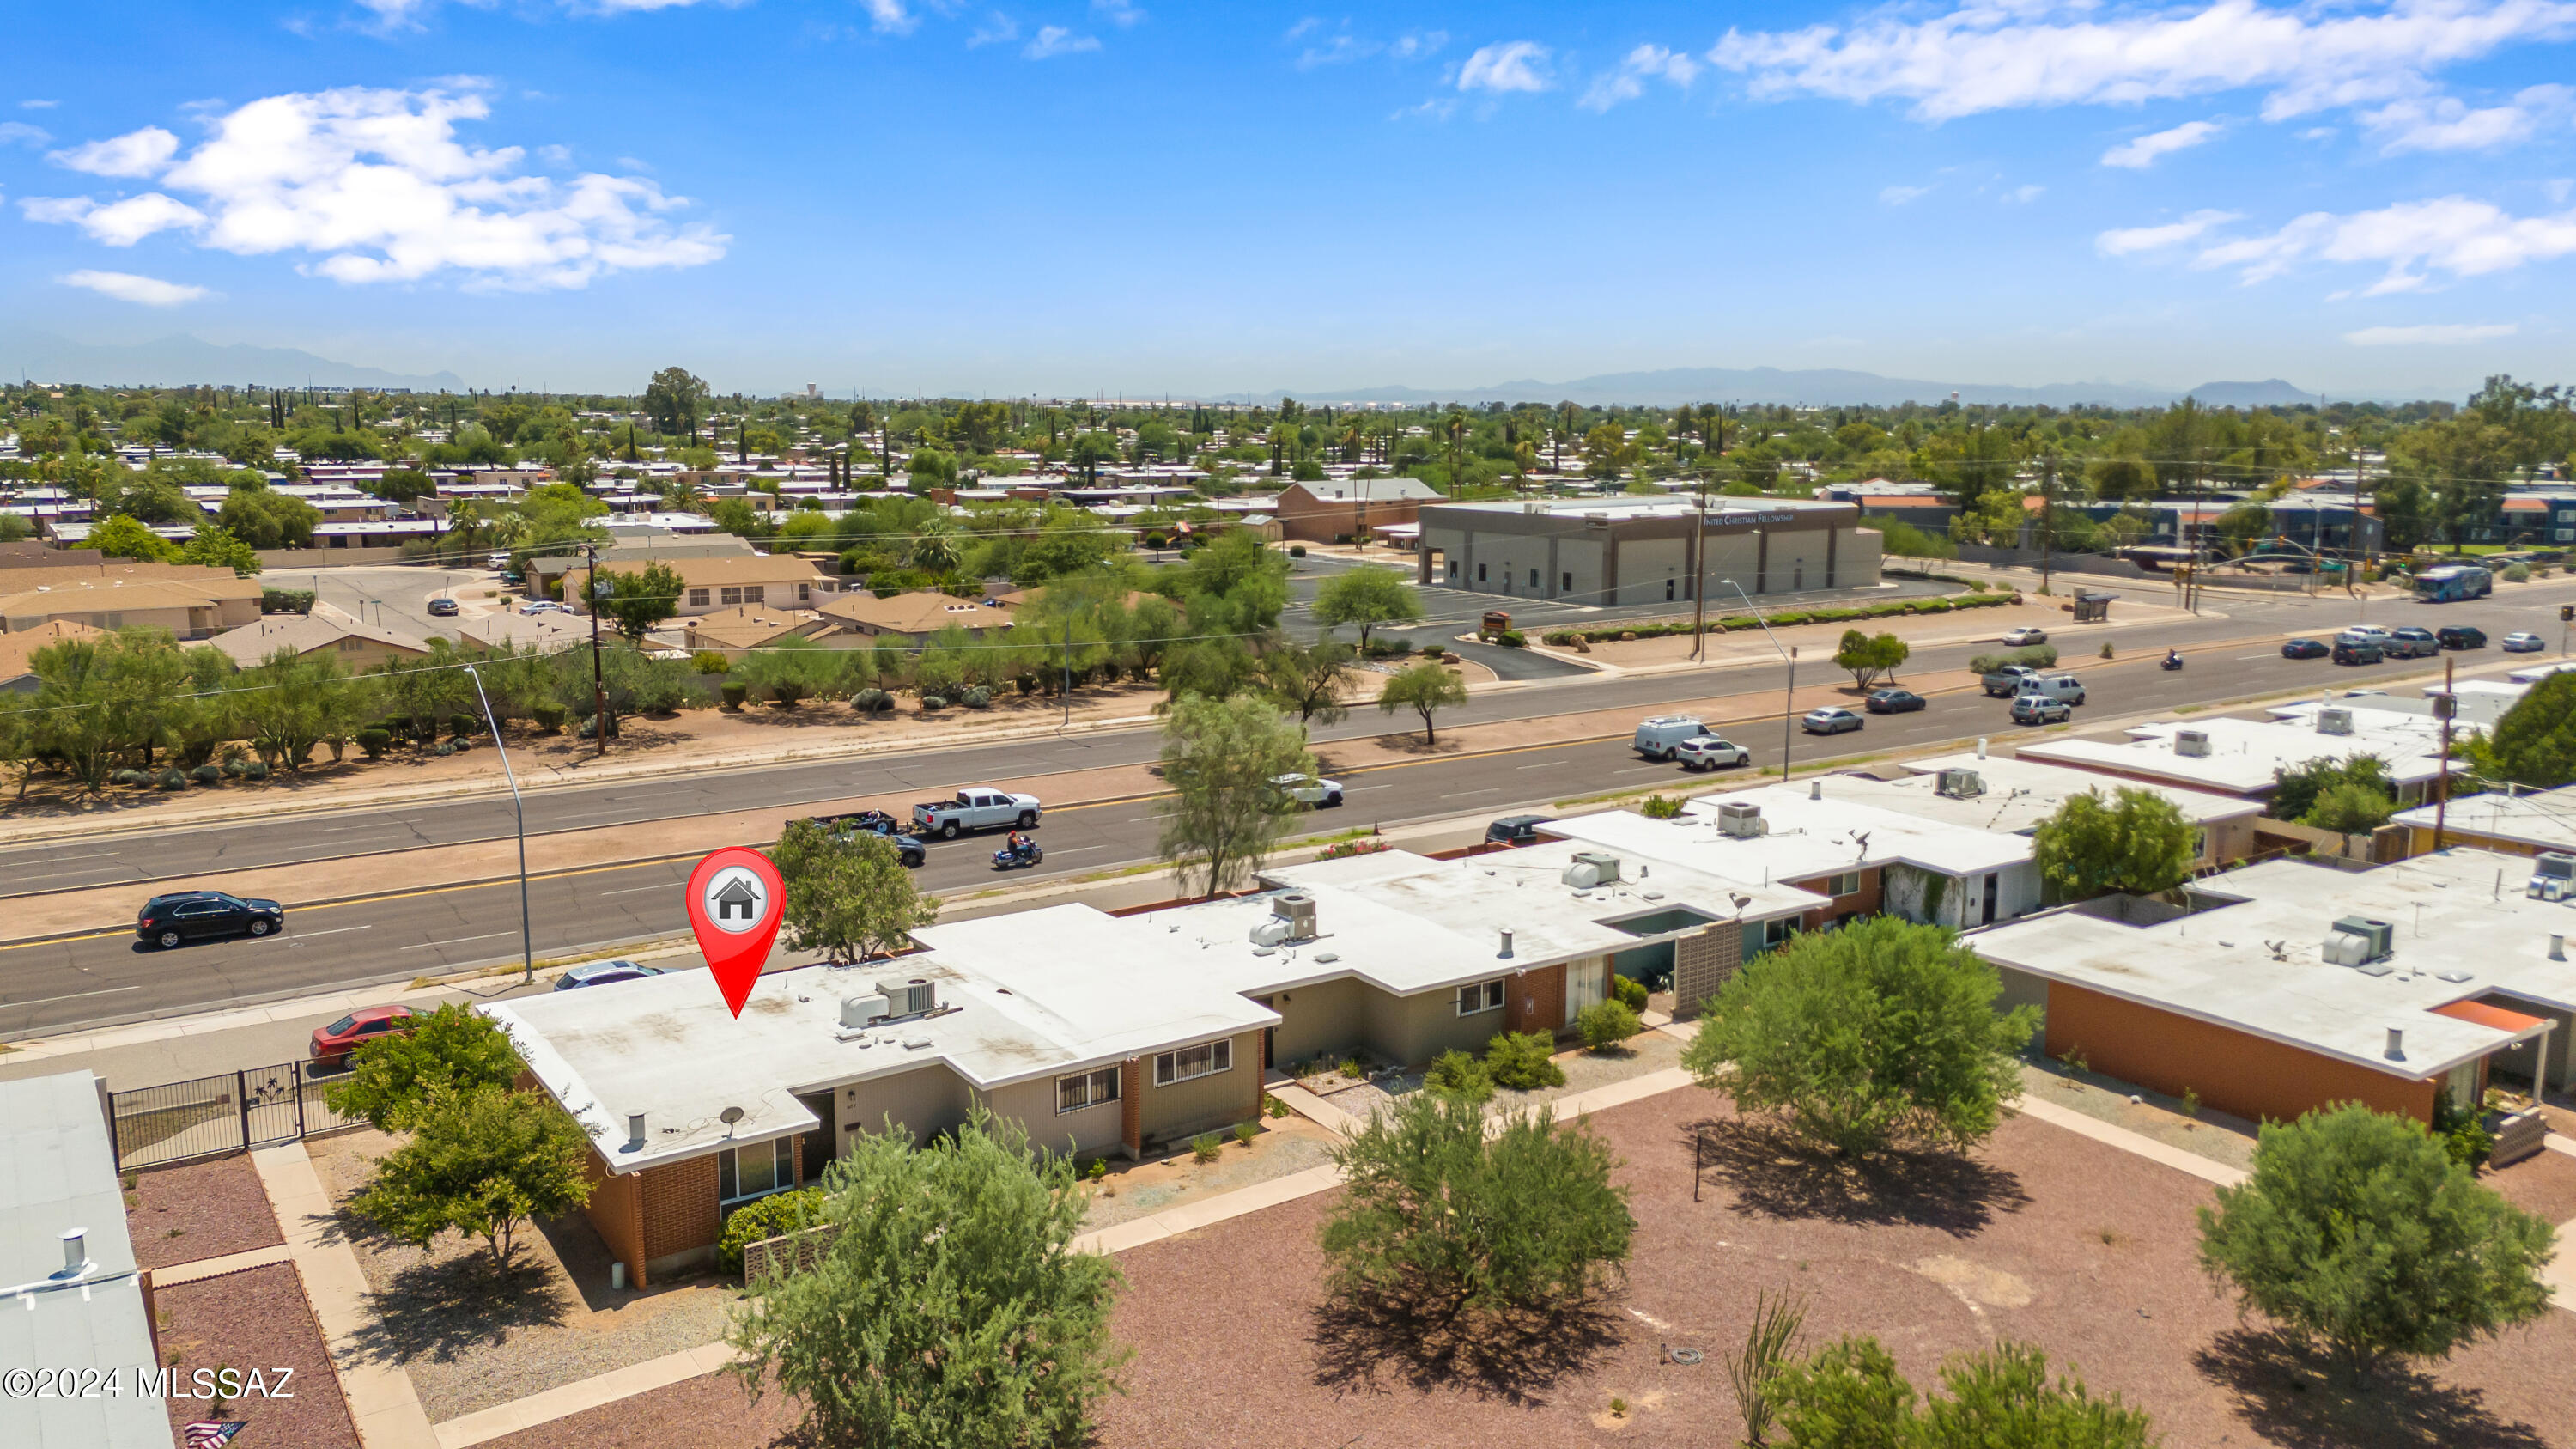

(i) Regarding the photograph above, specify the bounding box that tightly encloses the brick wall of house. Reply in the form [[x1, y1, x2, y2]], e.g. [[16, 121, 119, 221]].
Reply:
[[1505, 963, 1568, 1037], [638, 1154, 721, 1269], [581, 1150, 647, 1286], [1672, 923, 1744, 1020], [2045, 980, 2440, 1125], [1120, 1059, 1144, 1159], [1789, 865, 1882, 928]]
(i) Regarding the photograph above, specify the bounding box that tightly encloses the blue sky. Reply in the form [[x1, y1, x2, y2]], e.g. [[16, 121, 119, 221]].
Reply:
[[4, 1, 2575, 399]]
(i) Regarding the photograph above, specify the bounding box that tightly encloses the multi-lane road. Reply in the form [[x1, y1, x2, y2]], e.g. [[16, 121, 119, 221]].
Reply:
[[3, 573, 2570, 1041]]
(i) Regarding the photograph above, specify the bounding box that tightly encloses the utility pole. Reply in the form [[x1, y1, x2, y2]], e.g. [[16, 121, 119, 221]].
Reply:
[[586, 541, 606, 758], [1690, 453, 1710, 661], [2432, 655, 2456, 855], [2038, 450, 2056, 596]]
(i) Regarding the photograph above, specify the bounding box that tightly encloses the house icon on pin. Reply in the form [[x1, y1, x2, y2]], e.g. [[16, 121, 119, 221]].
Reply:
[[714, 878, 762, 922]]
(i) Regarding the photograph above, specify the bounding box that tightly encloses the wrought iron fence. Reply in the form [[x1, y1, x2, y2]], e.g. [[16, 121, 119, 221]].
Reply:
[[107, 1062, 361, 1172]]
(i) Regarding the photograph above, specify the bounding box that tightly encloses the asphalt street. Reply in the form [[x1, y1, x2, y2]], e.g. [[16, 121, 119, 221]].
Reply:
[[4, 575, 2568, 1040], [259, 565, 489, 640]]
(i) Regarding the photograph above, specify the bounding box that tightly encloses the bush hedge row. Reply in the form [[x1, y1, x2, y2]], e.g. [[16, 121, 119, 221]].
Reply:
[[1540, 589, 2013, 646]]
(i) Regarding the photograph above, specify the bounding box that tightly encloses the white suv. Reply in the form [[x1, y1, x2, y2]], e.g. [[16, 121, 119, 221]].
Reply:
[[1270, 772, 1346, 807], [1676, 736, 1752, 771]]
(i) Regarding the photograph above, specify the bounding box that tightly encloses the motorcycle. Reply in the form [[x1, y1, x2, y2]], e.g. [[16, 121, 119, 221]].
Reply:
[[992, 839, 1044, 870], [2161, 652, 2184, 672]]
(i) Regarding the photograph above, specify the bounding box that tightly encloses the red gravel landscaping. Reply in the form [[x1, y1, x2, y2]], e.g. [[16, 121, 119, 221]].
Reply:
[[129, 1154, 283, 1271], [479, 1369, 802, 1449], [155, 1261, 357, 1449]]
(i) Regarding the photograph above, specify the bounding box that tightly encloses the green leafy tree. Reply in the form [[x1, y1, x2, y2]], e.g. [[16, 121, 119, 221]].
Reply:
[[597, 561, 685, 643], [324, 1002, 525, 1131], [1321, 1093, 1631, 1322], [2270, 752, 2393, 821], [1576, 998, 1641, 1051], [234, 648, 369, 770], [1680, 916, 2038, 1158], [2466, 670, 2576, 789], [1767, 1338, 2154, 1449], [1832, 630, 1910, 690], [726, 1106, 1126, 1449], [1255, 636, 1358, 727], [641, 366, 711, 439], [217, 487, 321, 549], [1378, 658, 1467, 746], [348, 1085, 593, 1272], [734, 637, 844, 706], [2305, 779, 2395, 855], [1310, 565, 1424, 649], [1066, 431, 1121, 486], [770, 819, 939, 964], [2029, 786, 2197, 899], [1155, 691, 1312, 897], [86, 514, 179, 563], [2198, 1102, 2555, 1379], [179, 522, 262, 577]]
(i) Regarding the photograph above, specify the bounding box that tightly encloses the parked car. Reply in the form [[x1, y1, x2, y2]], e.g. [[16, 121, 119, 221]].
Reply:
[[1801, 707, 1864, 734], [519, 600, 570, 616], [2014, 673, 2087, 706], [2437, 625, 2488, 650], [2281, 637, 2330, 659], [1865, 688, 1927, 714], [486, 552, 512, 569], [309, 1005, 418, 1070], [911, 786, 1042, 838], [2331, 639, 2384, 665], [1484, 814, 1553, 846], [809, 811, 927, 867], [1980, 664, 2039, 697], [2382, 626, 2439, 659], [1271, 772, 1346, 807], [136, 891, 285, 949], [2010, 693, 2073, 725], [1631, 714, 1709, 761], [554, 959, 667, 991], [2001, 626, 2049, 646], [2336, 624, 2392, 647], [1676, 736, 1752, 770], [2504, 631, 2547, 653], [426, 596, 460, 618]]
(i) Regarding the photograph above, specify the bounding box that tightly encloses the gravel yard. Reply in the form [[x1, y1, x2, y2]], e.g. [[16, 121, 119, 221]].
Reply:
[[155, 1262, 357, 1449], [1296, 1028, 1687, 1123], [129, 1154, 283, 1271], [477, 1367, 803, 1449], [1080, 1115, 1338, 1232], [307, 1129, 744, 1424]]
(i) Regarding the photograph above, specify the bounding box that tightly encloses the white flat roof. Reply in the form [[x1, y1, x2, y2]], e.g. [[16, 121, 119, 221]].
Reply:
[[1972, 849, 2576, 1080], [1866, 752, 2266, 834], [2392, 785, 2576, 854], [2016, 714, 2462, 795], [1545, 784, 2032, 883]]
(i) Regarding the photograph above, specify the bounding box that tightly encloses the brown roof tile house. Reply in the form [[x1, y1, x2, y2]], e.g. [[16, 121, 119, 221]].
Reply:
[[0, 562, 263, 640], [815, 591, 1012, 642], [567, 554, 837, 619], [0, 619, 103, 692], [207, 603, 433, 672], [682, 604, 834, 655]]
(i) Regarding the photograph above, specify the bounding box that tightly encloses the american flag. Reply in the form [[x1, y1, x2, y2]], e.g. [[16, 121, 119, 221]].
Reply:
[[182, 1422, 246, 1449]]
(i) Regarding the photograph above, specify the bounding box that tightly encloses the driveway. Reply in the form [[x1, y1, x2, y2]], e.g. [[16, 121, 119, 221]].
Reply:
[[260, 566, 490, 641]]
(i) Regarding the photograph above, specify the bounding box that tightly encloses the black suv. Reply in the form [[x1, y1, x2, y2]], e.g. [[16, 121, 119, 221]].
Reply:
[[1485, 814, 1553, 846], [137, 892, 285, 949], [808, 811, 927, 868], [2437, 625, 2488, 650]]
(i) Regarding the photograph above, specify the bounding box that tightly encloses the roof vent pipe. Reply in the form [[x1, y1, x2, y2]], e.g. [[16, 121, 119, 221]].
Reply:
[[626, 1113, 646, 1150], [1977, 737, 1987, 760], [58, 1229, 86, 1275], [2385, 1027, 2405, 1062], [2555, 934, 2567, 962], [1498, 928, 1515, 959], [1810, 779, 1822, 801]]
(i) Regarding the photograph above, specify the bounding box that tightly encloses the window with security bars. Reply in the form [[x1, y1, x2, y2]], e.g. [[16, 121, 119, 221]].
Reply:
[[1154, 1039, 1231, 1086], [1057, 1067, 1120, 1113]]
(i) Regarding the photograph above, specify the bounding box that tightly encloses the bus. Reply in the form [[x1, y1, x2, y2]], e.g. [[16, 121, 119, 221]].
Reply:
[[2413, 564, 2494, 602]]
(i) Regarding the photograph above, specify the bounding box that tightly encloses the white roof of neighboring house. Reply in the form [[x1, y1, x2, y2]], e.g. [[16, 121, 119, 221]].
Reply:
[[1544, 784, 2033, 885], [2391, 784, 2576, 855], [2015, 715, 2463, 796], [1971, 849, 2573, 1081], [1850, 752, 2268, 835], [1286, 477, 1443, 503]]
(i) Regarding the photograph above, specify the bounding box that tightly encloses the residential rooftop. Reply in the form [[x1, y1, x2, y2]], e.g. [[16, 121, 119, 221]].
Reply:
[[1852, 752, 2267, 835], [2014, 713, 2462, 796], [2392, 784, 2576, 855], [1543, 782, 2035, 884]]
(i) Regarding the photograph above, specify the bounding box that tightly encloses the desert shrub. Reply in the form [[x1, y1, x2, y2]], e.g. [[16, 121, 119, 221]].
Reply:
[[1577, 999, 1641, 1051], [193, 763, 224, 784], [1424, 1049, 1496, 1105], [693, 651, 733, 674], [1640, 794, 1686, 819], [852, 688, 894, 715], [1485, 1031, 1566, 1091], [717, 1187, 828, 1277], [112, 768, 146, 787], [242, 760, 270, 782], [2504, 561, 2532, 581], [356, 728, 392, 758], [156, 768, 187, 790], [1610, 974, 1649, 1012], [721, 682, 750, 709], [1967, 644, 2059, 674], [1191, 1133, 1223, 1164], [962, 685, 992, 709], [530, 703, 568, 733], [921, 695, 947, 712]]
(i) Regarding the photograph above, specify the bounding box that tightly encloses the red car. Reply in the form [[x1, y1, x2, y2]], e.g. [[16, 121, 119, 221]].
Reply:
[[310, 1005, 419, 1070]]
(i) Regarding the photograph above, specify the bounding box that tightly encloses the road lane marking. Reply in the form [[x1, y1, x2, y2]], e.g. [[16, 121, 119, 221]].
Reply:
[[598, 884, 676, 898], [6, 985, 142, 1008], [401, 932, 513, 951], [1440, 788, 1504, 799], [291, 926, 373, 938]]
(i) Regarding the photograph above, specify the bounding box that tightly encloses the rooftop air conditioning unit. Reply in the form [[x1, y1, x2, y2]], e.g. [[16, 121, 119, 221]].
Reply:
[[2330, 915, 2393, 962], [1563, 850, 1622, 889], [2173, 729, 2211, 758], [1934, 767, 1984, 799], [2316, 708, 2354, 736], [875, 977, 936, 1017], [1272, 892, 1317, 941], [840, 993, 890, 1028], [1717, 801, 1768, 838], [2323, 931, 2373, 967], [1249, 916, 1294, 947], [2533, 852, 2576, 886]]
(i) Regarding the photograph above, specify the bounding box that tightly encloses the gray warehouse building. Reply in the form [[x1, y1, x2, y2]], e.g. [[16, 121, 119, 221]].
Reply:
[[1415, 496, 1882, 605]]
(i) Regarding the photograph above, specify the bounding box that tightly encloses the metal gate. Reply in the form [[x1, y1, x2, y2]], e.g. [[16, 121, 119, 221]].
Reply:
[[107, 1062, 361, 1172]]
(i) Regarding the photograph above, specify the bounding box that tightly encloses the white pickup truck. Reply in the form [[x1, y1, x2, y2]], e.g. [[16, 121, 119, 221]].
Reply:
[[910, 787, 1042, 839]]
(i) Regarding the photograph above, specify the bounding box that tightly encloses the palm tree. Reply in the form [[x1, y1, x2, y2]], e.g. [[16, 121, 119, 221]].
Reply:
[[910, 517, 964, 574]]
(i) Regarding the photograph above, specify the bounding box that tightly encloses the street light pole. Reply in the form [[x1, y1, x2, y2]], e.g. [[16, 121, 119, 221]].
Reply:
[[1723, 579, 1798, 783], [584, 541, 606, 758], [465, 663, 534, 986], [1689, 460, 1710, 662]]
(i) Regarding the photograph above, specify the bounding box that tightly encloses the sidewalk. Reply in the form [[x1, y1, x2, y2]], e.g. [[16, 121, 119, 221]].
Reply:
[[252, 1142, 440, 1449]]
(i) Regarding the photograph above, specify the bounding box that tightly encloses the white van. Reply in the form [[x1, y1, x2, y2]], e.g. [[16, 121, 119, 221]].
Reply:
[[2014, 673, 2087, 706], [1632, 715, 1708, 761]]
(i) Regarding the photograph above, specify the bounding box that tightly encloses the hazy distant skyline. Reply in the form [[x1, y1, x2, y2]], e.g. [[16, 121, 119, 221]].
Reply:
[[4, 2, 2573, 399]]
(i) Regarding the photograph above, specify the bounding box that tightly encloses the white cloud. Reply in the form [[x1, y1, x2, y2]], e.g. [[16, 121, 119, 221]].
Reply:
[[1390, 97, 1458, 122], [1024, 26, 1099, 58], [51, 126, 180, 178], [1580, 44, 1703, 112], [2102, 119, 2221, 168], [1458, 40, 1552, 94], [21, 100, 58, 110], [1881, 183, 1933, 204], [351, 0, 437, 30], [1091, 0, 1143, 27], [1389, 31, 1444, 61], [968, 12, 1018, 46], [2344, 321, 2518, 344], [25, 87, 726, 291], [2004, 183, 2045, 204], [1297, 26, 1445, 69], [2364, 84, 2573, 152], [860, 0, 917, 35], [0, 121, 48, 147], [2192, 195, 2576, 292], [58, 270, 211, 307], [2095, 208, 2241, 255], [1709, 0, 2576, 124]]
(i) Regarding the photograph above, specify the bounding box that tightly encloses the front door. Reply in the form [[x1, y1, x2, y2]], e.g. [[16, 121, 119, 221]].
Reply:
[[1564, 960, 1607, 1022], [1981, 874, 1999, 925]]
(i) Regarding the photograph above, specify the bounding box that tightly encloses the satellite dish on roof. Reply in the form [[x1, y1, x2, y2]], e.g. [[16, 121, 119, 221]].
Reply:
[[719, 1106, 744, 1126]]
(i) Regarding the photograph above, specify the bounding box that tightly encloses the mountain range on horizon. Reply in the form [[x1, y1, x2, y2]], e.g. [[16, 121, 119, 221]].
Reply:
[[2, 331, 468, 394]]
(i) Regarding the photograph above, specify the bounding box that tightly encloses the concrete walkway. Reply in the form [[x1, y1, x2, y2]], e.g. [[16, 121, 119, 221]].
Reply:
[[2009, 1095, 2250, 1189], [429, 1342, 746, 1449], [149, 1242, 295, 1287], [251, 1142, 439, 1449]]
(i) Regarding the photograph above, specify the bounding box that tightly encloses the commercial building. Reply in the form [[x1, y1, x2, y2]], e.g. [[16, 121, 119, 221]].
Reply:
[[1273, 477, 1443, 545], [1414, 496, 1880, 606], [1971, 849, 2573, 1128]]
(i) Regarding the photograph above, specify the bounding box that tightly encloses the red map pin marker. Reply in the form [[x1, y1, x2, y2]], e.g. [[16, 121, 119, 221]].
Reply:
[[684, 847, 786, 1018]]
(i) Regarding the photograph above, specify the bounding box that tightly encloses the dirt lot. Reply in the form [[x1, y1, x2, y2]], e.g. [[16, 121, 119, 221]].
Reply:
[[474, 1087, 2576, 1448], [129, 1154, 283, 1271], [155, 1261, 358, 1449], [1540, 590, 2202, 673]]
